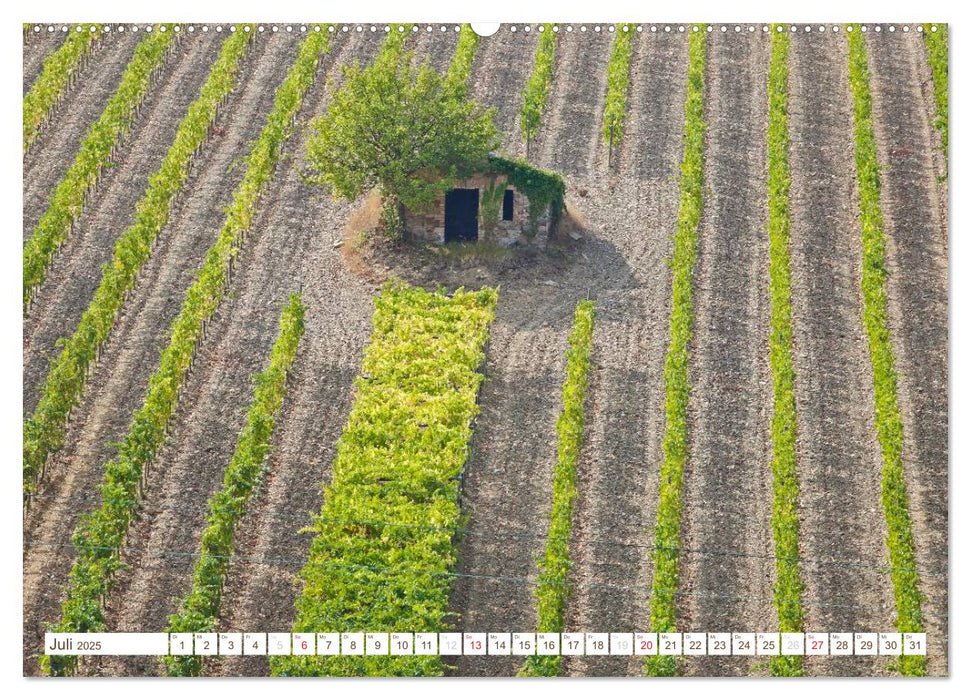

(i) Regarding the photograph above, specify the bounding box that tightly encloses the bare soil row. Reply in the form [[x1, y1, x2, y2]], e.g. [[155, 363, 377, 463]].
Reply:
[[555, 28, 687, 678], [788, 31, 892, 677], [679, 29, 774, 677]]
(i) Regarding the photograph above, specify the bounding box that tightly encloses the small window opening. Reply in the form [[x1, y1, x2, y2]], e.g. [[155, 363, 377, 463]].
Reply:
[[502, 189, 514, 221]]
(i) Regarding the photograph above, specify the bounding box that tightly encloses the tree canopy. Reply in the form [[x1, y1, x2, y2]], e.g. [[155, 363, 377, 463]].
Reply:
[[305, 47, 500, 237]]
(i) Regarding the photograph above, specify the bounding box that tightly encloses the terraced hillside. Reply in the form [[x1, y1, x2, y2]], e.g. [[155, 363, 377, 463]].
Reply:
[[23, 23, 947, 677]]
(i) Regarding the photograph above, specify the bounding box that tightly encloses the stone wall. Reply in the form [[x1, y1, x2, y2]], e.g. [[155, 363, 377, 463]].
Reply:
[[404, 173, 551, 246]]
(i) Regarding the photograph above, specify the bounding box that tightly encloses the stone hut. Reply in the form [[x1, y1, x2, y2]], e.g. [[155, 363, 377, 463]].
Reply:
[[403, 155, 565, 247]]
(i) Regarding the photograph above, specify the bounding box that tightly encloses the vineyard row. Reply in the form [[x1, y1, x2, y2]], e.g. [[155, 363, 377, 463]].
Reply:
[[520, 24, 557, 150], [644, 26, 706, 678], [846, 25, 926, 677], [520, 300, 595, 677], [23, 24, 102, 152], [765, 26, 807, 678], [165, 294, 305, 677], [272, 283, 498, 677]]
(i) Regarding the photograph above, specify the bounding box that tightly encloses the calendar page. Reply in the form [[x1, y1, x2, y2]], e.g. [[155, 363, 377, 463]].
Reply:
[[20, 1, 950, 682]]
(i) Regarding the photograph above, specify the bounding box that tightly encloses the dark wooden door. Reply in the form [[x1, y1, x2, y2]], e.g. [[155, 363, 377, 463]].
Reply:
[[444, 188, 479, 242]]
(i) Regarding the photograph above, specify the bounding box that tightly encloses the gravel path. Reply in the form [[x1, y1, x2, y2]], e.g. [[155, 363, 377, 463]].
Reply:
[[24, 30, 217, 414], [22, 32, 297, 676], [23, 30, 140, 239], [788, 31, 893, 676], [679, 29, 774, 678], [868, 28, 949, 676]]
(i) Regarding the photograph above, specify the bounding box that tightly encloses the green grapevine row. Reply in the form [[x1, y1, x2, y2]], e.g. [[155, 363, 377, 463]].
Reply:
[[24, 25, 102, 152], [644, 27, 706, 678], [164, 294, 305, 677], [765, 26, 806, 677], [922, 24, 948, 170], [271, 282, 497, 677], [384, 23, 415, 55], [445, 24, 479, 89], [846, 25, 926, 677], [602, 24, 635, 150], [520, 25, 558, 150], [520, 300, 595, 677]]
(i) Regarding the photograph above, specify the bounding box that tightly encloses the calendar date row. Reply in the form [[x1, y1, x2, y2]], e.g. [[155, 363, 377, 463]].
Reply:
[[46, 631, 927, 657]]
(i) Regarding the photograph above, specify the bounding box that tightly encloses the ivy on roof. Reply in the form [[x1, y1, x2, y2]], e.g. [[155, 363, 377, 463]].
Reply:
[[484, 154, 565, 229]]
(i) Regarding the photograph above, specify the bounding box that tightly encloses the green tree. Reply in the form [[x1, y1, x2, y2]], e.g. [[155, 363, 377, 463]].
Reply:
[[305, 48, 499, 238]]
